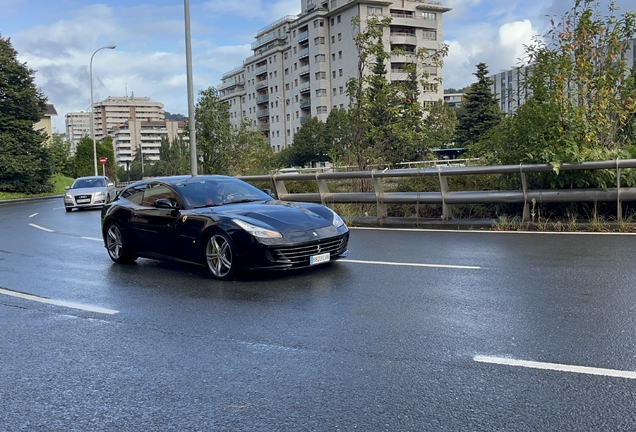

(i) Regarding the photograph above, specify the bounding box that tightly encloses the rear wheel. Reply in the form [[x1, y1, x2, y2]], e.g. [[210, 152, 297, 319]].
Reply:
[[105, 221, 137, 263], [204, 232, 238, 280]]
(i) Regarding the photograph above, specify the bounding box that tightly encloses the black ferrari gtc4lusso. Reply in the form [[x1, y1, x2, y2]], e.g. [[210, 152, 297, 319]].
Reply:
[[101, 175, 350, 280]]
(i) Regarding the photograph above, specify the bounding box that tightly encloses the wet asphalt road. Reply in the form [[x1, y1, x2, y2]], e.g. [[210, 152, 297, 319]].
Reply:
[[2, 197, 636, 431]]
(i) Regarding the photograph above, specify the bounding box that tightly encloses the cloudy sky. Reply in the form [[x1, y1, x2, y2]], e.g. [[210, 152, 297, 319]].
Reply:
[[1, 0, 633, 133]]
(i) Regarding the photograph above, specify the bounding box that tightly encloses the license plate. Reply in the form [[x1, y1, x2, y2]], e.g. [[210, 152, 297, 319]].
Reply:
[[310, 252, 330, 265], [76, 199, 90, 204]]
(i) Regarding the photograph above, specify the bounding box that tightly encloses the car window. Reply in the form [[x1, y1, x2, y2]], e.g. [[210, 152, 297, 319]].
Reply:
[[120, 184, 145, 205], [141, 184, 179, 207]]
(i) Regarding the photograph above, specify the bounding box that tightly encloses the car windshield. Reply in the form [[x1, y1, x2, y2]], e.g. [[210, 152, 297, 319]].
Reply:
[[72, 178, 106, 189], [176, 177, 272, 208]]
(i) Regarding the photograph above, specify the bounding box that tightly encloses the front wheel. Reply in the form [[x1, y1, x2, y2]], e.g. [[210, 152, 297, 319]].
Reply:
[[204, 232, 238, 280], [105, 221, 137, 263]]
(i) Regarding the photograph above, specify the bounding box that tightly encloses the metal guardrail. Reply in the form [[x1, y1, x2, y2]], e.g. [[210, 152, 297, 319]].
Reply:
[[239, 159, 636, 222]]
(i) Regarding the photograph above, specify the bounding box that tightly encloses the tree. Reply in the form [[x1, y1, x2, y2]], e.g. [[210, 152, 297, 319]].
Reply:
[[49, 134, 72, 176], [195, 86, 276, 176], [288, 117, 329, 167], [195, 87, 234, 174], [454, 63, 503, 148], [154, 135, 190, 176], [0, 34, 53, 193], [344, 16, 449, 171], [480, 0, 636, 189], [69, 136, 94, 178], [422, 101, 458, 151]]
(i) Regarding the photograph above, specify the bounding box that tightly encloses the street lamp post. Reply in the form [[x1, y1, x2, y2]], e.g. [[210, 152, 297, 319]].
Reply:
[[90, 45, 116, 176]]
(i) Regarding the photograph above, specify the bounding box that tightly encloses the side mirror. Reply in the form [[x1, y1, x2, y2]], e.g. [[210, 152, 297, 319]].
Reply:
[[65, 186, 70, 190], [263, 188, 276, 198], [154, 198, 175, 209], [107, 182, 114, 187]]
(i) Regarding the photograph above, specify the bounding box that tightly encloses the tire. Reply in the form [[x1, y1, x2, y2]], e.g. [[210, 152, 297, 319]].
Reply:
[[204, 231, 238, 280], [65, 207, 73, 212], [105, 221, 137, 263]]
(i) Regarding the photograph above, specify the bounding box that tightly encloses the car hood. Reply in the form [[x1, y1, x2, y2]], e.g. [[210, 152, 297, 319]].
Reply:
[[67, 187, 108, 195], [217, 200, 333, 231]]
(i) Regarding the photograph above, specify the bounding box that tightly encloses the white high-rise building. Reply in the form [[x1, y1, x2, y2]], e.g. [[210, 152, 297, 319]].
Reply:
[[65, 111, 91, 154], [112, 119, 185, 169], [218, 0, 451, 152]]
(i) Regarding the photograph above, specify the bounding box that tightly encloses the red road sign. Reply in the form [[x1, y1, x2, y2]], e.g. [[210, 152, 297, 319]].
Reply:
[[99, 157, 107, 165]]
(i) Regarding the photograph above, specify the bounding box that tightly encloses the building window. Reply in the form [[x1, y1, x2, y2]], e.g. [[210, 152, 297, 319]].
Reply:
[[331, 18, 335, 26], [338, 33, 342, 41], [316, 106, 328, 114], [315, 54, 326, 63], [332, 70, 336, 78], [337, 15, 341, 23], [422, 12, 437, 20], [314, 37, 325, 45], [331, 35, 335, 44], [338, 51, 342, 59], [339, 68, 343, 77], [423, 30, 437, 40], [339, 86, 343, 94], [368, 6, 382, 15], [315, 71, 326, 79], [332, 53, 336, 61], [333, 88, 337, 95], [316, 89, 327, 97]]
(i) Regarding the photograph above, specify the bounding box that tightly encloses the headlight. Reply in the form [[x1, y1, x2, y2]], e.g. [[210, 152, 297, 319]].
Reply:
[[65, 194, 72, 199], [94, 191, 106, 197], [327, 207, 346, 228], [233, 219, 282, 238]]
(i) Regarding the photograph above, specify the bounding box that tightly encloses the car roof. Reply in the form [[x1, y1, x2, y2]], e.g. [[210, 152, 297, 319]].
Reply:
[[126, 175, 235, 187]]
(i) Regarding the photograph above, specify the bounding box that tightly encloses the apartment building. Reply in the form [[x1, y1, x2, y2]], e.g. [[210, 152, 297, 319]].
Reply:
[[218, 0, 450, 152], [92, 95, 165, 137], [65, 111, 90, 154], [112, 119, 185, 168]]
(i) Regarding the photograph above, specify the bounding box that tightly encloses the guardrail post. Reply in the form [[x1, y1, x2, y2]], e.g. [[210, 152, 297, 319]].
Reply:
[[271, 175, 288, 199], [316, 172, 329, 206], [371, 170, 387, 220], [520, 164, 530, 222], [438, 167, 452, 221], [617, 158, 622, 223]]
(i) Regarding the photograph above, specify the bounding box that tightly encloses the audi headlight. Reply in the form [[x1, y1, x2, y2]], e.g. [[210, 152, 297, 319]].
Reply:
[[233, 219, 282, 238], [94, 191, 106, 197], [65, 194, 72, 199]]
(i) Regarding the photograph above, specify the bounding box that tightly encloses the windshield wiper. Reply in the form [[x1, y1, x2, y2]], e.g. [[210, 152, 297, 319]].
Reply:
[[225, 199, 261, 204], [193, 203, 223, 209]]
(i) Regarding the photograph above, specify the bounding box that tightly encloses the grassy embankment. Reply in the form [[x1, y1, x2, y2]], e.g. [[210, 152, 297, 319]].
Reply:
[[0, 174, 74, 200]]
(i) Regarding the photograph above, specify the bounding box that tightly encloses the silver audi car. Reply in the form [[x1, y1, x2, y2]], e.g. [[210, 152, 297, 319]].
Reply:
[[64, 176, 117, 212]]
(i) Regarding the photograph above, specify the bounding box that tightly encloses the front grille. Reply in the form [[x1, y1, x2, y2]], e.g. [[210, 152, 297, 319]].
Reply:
[[270, 234, 348, 266], [75, 194, 92, 200]]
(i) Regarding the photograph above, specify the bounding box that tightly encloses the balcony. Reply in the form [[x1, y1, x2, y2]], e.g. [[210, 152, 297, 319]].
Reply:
[[300, 115, 310, 124], [390, 31, 417, 46], [298, 64, 310, 76], [255, 79, 268, 90], [256, 108, 269, 118], [255, 94, 269, 104], [255, 65, 267, 76], [298, 47, 309, 59], [300, 98, 311, 109], [299, 82, 311, 94], [258, 123, 270, 132], [297, 31, 308, 43]]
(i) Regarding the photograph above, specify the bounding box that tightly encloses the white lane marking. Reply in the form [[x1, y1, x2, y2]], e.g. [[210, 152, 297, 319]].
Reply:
[[28, 223, 54, 232], [340, 259, 480, 270], [0, 288, 118, 315], [474, 355, 636, 380], [350, 227, 636, 236], [29, 213, 38, 218], [82, 237, 103, 242]]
